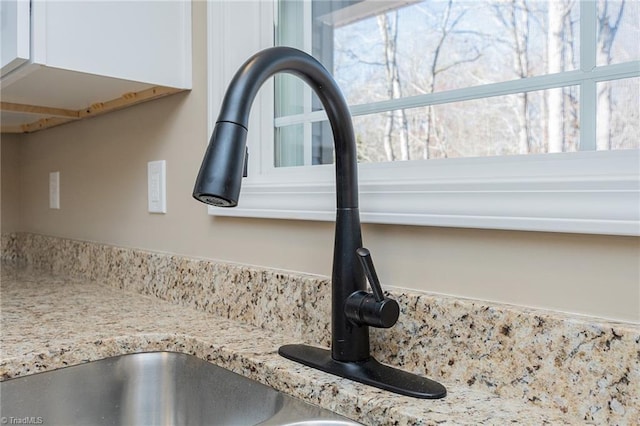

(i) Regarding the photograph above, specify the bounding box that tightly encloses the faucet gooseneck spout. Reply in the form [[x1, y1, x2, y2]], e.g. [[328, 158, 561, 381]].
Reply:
[[193, 47, 446, 399]]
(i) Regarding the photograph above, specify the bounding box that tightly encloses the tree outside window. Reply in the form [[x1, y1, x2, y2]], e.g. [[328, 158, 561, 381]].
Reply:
[[275, 0, 639, 167]]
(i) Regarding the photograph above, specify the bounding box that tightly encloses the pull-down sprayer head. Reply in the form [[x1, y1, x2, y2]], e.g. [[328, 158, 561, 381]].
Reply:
[[193, 46, 359, 210], [193, 121, 247, 207]]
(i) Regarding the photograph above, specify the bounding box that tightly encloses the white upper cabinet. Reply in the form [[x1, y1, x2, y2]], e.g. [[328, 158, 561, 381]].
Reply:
[[1, 0, 30, 76], [1, 0, 192, 133]]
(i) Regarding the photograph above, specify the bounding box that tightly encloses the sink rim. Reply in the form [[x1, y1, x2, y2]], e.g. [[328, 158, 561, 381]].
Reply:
[[1, 350, 362, 426]]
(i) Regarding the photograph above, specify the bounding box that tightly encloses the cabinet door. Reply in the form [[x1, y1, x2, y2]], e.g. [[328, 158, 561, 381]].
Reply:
[[1, 0, 30, 77], [37, 0, 191, 88]]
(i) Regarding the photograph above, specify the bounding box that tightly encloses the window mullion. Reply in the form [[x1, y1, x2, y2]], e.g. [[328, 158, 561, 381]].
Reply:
[[274, 59, 638, 129], [579, 0, 598, 151], [580, 79, 597, 151], [580, 0, 597, 72], [302, 0, 313, 166]]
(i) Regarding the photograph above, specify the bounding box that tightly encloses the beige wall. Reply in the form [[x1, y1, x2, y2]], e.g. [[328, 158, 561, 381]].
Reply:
[[1, 133, 22, 234], [1, 2, 638, 322]]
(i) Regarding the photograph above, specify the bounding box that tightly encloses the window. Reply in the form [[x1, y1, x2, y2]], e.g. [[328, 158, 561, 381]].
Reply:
[[206, 0, 639, 236]]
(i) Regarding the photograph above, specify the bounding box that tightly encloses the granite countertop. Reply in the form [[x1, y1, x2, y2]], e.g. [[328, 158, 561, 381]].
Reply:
[[1, 265, 580, 425]]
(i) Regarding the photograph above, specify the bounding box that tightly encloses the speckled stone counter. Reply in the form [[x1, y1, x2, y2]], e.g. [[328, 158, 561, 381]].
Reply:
[[2, 233, 639, 425]]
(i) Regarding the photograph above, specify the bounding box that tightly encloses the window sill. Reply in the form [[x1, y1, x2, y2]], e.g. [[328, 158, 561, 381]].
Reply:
[[208, 150, 640, 236]]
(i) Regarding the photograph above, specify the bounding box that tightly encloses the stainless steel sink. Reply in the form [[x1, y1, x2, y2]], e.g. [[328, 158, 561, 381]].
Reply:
[[0, 352, 361, 426]]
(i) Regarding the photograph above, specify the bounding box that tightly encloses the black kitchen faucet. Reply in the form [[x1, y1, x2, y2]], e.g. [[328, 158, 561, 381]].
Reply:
[[193, 46, 446, 399]]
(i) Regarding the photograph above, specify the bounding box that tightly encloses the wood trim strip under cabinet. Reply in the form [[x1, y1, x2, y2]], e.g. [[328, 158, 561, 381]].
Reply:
[[1, 86, 184, 134], [0, 102, 80, 119]]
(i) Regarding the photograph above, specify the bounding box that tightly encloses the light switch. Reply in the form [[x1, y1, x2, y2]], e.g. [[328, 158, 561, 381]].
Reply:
[[49, 171, 60, 209], [147, 160, 166, 213]]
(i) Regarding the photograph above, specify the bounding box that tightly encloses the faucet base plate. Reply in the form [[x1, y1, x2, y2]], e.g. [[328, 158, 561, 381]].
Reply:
[[279, 344, 446, 399]]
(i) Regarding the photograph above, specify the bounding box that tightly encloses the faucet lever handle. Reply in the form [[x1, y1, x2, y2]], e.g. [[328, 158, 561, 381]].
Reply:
[[347, 247, 400, 329], [356, 247, 385, 302]]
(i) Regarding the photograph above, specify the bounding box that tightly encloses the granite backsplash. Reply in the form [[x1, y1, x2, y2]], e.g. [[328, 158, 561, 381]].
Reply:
[[2, 232, 638, 424]]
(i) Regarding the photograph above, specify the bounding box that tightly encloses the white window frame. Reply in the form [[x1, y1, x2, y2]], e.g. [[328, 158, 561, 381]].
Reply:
[[206, 0, 640, 236]]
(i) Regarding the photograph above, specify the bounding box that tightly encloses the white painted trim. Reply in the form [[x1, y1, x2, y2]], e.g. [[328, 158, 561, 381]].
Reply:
[[209, 151, 640, 236]]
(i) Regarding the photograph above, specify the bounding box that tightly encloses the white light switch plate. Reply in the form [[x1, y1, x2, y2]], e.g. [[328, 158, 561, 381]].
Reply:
[[49, 171, 60, 209], [147, 160, 166, 213]]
